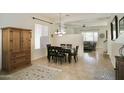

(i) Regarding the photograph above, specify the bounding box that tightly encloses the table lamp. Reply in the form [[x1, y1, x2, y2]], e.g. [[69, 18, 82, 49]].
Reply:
[[115, 33, 124, 56]]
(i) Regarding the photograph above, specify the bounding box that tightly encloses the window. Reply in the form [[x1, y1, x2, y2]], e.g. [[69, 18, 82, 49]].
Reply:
[[83, 32, 98, 42], [35, 24, 49, 49]]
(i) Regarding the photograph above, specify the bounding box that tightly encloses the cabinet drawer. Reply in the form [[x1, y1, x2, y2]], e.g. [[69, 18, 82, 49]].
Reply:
[[10, 55, 15, 60], [11, 57, 26, 64], [10, 62, 27, 70], [25, 58, 31, 63], [14, 53, 25, 58], [10, 52, 25, 58], [25, 55, 31, 58], [24, 50, 31, 54]]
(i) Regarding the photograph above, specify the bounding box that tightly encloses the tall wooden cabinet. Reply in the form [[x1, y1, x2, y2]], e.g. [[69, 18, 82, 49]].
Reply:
[[2, 27, 32, 72], [115, 56, 124, 80]]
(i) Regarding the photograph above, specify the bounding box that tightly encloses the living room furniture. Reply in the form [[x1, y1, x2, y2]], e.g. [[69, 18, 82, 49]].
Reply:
[[2, 27, 32, 72], [84, 41, 96, 51], [115, 56, 124, 80]]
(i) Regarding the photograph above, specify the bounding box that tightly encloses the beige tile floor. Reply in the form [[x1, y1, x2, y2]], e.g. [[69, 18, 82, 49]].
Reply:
[[32, 49, 115, 80]]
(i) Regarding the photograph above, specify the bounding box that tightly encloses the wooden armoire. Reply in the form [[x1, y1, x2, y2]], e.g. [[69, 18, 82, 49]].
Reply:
[[2, 27, 32, 72]]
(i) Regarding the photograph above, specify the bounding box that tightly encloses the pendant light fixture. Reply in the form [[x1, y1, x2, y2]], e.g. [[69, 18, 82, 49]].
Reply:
[[55, 13, 66, 36]]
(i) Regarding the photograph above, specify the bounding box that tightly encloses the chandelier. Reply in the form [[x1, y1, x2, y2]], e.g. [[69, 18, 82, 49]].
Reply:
[[55, 13, 66, 36]]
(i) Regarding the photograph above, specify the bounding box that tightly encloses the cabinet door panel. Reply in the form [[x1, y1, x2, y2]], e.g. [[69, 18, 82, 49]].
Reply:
[[10, 30, 21, 52], [22, 31, 31, 50]]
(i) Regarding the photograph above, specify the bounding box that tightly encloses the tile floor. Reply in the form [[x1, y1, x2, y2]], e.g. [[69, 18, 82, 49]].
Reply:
[[32, 49, 115, 80]]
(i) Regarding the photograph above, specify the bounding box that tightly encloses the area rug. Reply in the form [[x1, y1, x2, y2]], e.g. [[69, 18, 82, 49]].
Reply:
[[0, 64, 62, 80]]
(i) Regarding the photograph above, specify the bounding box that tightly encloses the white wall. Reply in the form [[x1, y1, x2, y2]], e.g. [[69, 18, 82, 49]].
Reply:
[[55, 34, 83, 56], [107, 14, 124, 68], [0, 13, 56, 69], [96, 27, 107, 50]]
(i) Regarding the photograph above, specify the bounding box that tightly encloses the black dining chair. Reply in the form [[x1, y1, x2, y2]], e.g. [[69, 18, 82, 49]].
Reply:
[[46, 44, 51, 60], [56, 48, 66, 64], [47, 46, 57, 62], [70, 46, 79, 62], [60, 44, 66, 48], [67, 44, 72, 49]]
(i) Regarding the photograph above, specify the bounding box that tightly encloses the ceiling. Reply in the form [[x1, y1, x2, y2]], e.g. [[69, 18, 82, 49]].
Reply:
[[41, 13, 113, 27]]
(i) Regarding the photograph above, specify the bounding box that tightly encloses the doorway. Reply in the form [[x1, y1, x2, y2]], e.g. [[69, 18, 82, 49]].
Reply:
[[82, 32, 98, 52]]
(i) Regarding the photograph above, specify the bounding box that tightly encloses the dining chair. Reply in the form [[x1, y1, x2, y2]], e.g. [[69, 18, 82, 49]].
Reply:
[[69, 46, 79, 62], [47, 46, 57, 62], [46, 44, 51, 61], [56, 48, 66, 64], [67, 44, 72, 49], [60, 44, 66, 48]]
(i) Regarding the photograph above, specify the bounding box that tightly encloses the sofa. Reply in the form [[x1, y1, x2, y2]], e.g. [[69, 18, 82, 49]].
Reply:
[[84, 41, 96, 51]]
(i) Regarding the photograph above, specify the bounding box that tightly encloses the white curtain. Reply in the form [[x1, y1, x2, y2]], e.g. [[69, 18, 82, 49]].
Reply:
[[35, 24, 49, 49], [83, 32, 98, 42]]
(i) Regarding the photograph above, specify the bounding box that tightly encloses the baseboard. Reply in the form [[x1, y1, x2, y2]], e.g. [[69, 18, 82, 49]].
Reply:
[[31, 56, 47, 61], [31, 56, 43, 61]]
